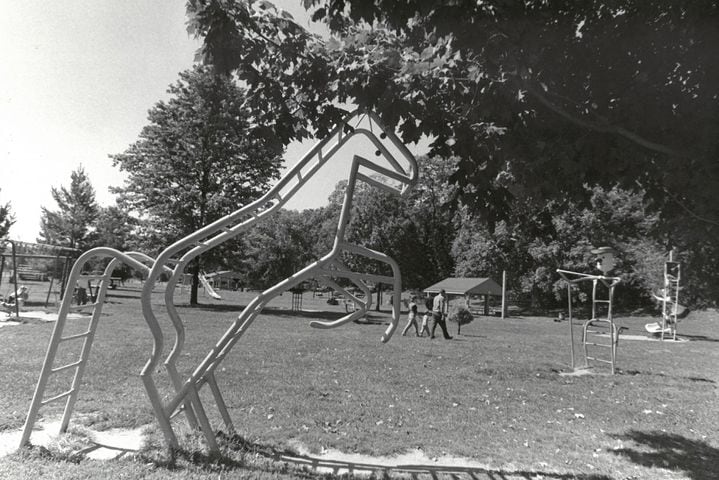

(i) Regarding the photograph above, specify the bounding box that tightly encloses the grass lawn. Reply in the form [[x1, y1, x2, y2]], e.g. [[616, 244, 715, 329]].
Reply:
[[1, 282, 718, 479]]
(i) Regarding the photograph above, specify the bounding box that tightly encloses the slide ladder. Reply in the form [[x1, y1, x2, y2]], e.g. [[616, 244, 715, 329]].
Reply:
[[557, 270, 622, 374], [19, 249, 164, 448], [138, 109, 418, 452]]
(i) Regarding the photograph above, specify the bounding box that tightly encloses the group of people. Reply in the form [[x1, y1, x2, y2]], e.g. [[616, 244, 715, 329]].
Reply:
[[401, 289, 453, 340]]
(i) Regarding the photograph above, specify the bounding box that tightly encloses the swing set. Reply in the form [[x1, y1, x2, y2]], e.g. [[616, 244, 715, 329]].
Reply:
[[1, 240, 80, 318]]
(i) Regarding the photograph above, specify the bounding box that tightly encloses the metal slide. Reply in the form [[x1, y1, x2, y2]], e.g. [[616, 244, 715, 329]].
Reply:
[[199, 273, 222, 299], [19, 250, 170, 447], [138, 109, 418, 451]]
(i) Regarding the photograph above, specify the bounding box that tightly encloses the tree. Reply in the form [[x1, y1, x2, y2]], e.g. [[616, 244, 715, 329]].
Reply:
[[0, 189, 14, 239], [320, 155, 457, 292], [111, 66, 283, 304], [239, 209, 319, 289], [38, 166, 99, 250], [453, 185, 666, 310], [91, 204, 141, 281], [94, 204, 138, 252], [185, 1, 719, 304]]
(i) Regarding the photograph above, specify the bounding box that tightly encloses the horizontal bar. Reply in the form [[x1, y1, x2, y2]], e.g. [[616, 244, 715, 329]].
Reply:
[[60, 331, 91, 342], [68, 303, 98, 312], [586, 357, 613, 364], [51, 359, 83, 373], [41, 389, 75, 405]]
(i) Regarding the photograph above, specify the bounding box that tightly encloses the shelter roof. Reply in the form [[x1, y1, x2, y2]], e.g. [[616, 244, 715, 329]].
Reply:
[[424, 277, 502, 296]]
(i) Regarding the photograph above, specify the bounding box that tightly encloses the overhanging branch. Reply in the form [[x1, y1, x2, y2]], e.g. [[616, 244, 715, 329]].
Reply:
[[521, 81, 686, 159]]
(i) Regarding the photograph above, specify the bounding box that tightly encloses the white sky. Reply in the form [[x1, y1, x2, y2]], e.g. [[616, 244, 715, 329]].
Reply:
[[0, 1, 426, 243]]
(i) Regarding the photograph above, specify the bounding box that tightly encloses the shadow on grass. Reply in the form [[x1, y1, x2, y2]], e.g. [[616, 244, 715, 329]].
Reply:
[[610, 430, 719, 480], [217, 432, 612, 480], [621, 370, 715, 384], [679, 334, 719, 343]]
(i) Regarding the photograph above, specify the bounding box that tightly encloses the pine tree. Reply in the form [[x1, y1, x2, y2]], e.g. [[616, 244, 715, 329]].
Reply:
[[38, 166, 99, 250]]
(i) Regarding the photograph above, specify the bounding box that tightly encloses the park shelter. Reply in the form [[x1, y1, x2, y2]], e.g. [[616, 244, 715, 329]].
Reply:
[[424, 277, 503, 315]]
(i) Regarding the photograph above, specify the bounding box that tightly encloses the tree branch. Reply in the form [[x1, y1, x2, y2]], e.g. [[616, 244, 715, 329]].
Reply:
[[521, 81, 686, 159]]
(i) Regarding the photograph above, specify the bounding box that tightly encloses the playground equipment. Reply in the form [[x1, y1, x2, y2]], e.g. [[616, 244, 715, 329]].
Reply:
[[18, 250, 170, 448], [1, 240, 80, 316], [645, 250, 685, 340], [199, 273, 222, 299], [557, 247, 622, 374], [20, 109, 418, 453]]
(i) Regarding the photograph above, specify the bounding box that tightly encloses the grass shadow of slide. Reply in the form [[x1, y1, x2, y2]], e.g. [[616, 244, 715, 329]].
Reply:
[[610, 430, 719, 480]]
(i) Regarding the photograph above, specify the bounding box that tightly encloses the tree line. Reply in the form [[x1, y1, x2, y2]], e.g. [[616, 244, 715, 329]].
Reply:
[[3, 1, 717, 310]]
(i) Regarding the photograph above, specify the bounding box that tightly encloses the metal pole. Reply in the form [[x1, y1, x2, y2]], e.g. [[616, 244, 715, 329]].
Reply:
[[568, 283, 575, 370], [501, 270, 507, 319], [10, 241, 20, 319]]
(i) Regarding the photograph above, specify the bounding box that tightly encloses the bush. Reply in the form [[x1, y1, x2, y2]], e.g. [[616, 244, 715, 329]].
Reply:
[[447, 305, 474, 335]]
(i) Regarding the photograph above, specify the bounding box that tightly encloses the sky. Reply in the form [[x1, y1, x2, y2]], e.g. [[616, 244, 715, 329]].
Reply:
[[0, 1, 425, 243]]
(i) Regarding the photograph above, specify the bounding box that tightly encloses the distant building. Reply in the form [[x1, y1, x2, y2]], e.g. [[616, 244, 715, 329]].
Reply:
[[424, 277, 503, 315]]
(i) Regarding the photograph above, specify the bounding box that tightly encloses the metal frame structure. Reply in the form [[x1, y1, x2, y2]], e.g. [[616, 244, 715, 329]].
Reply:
[[1, 240, 80, 316], [138, 109, 417, 452], [659, 253, 681, 341], [20, 109, 418, 453], [19, 250, 170, 447], [557, 269, 622, 374]]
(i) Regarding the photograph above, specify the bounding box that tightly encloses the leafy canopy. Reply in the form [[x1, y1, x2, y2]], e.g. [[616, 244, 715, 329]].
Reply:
[[111, 66, 284, 245]]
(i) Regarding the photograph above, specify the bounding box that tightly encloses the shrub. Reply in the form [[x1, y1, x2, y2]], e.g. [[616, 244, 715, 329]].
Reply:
[[447, 305, 474, 335]]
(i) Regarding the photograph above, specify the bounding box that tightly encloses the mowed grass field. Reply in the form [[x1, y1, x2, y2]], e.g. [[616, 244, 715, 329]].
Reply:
[[1, 281, 718, 479]]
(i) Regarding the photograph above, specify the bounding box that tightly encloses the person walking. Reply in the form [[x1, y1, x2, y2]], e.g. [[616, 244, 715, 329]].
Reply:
[[431, 289, 452, 339], [419, 294, 432, 337], [401, 297, 420, 336]]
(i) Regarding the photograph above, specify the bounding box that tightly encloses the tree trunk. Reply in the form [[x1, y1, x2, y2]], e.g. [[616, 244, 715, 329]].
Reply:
[[375, 284, 381, 311], [190, 258, 200, 305]]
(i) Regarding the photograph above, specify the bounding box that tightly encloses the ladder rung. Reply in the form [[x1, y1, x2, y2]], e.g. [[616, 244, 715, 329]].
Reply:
[[594, 299, 611, 303], [586, 357, 613, 364], [51, 359, 83, 373], [42, 389, 75, 405], [68, 303, 100, 312], [586, 342, 612, 348], [60, 331, 91, 342]]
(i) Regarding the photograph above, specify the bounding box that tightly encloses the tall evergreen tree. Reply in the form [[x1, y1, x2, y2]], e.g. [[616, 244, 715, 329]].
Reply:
[[38, 166, 99, 250]]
